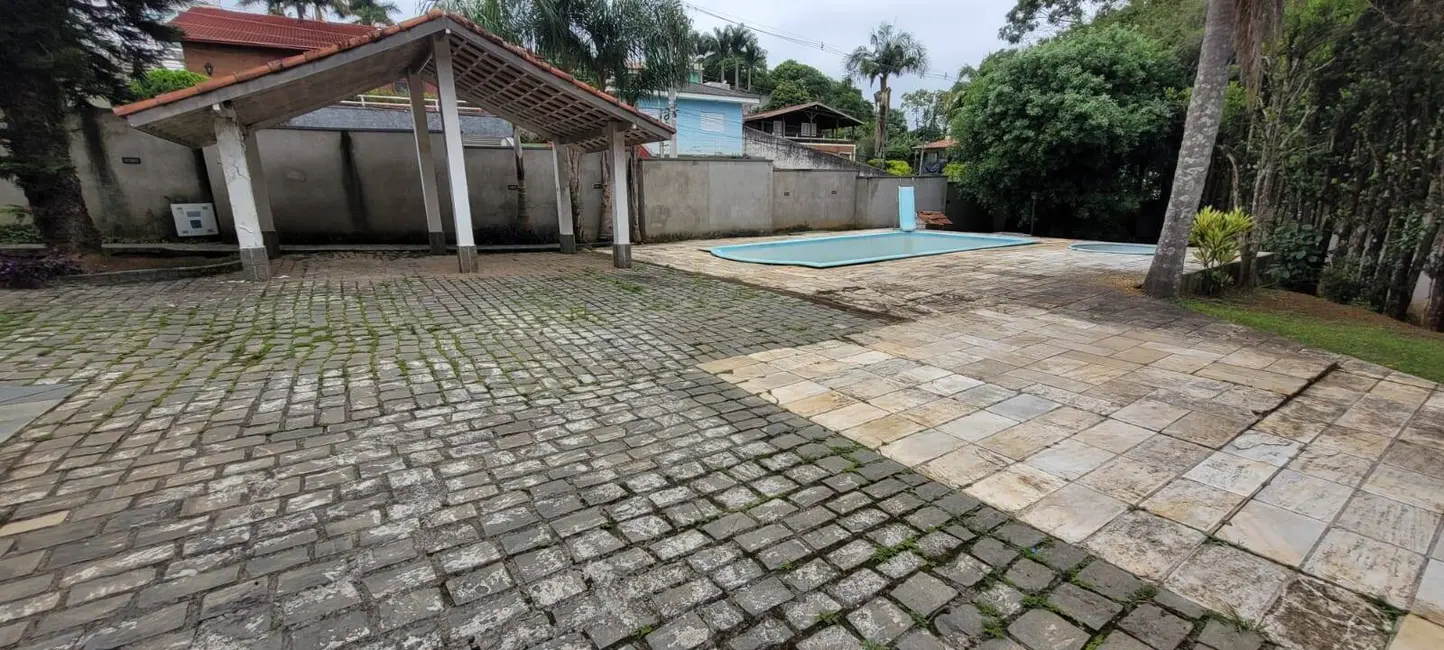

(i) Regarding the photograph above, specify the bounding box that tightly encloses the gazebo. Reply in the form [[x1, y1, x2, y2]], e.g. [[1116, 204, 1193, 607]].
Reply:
[[114, 10, 674, 280]]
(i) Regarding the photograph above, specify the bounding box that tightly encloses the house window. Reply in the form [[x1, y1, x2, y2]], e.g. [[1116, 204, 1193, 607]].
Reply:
[[799, 122, 817, 137], [772, 120, 784, 135], [700, 112, 725, 133]]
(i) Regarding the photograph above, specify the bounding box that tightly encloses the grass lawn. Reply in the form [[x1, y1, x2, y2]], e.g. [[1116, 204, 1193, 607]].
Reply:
[[1182, 289, 1444, 384]]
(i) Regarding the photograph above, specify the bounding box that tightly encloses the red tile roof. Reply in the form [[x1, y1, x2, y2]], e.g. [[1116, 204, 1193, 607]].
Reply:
[[113, 10, 672, 140], [171, 6, 377, 51], [919, 138, 956, 150]]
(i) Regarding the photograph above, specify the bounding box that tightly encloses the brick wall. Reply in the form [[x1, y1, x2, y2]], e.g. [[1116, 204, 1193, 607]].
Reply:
[[182, 42, 302, 77]]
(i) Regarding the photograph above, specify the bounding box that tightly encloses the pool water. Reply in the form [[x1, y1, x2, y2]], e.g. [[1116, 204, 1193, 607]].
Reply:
[[709, 231, 1036, 268], [1068, 242, 1157, 255]]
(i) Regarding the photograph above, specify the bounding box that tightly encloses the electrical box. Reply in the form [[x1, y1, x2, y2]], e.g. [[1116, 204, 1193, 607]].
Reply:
[[171, 203, 218, 237]]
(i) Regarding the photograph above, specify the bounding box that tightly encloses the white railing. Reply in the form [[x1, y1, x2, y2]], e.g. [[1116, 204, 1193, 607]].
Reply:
[[338, 94, 487, 115]]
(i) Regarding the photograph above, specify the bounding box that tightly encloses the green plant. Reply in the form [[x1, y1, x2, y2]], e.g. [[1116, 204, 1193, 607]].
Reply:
[[128, 68, 209, 101], [1188, 206, 1255, 295], [885, 160, 912, 176], [1319, 255, 1368, 306], [942, 161, 965, 182], [1261, 221, 1324, 292]]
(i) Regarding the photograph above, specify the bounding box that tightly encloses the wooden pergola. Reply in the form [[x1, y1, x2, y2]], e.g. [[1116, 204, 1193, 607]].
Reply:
[[113, 10, 673, 280]]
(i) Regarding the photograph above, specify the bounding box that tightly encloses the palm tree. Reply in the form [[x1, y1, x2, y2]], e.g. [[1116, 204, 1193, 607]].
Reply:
[[740, 33, 764, 90], [436, 0, 693, 241], [1142, 0, 1282, 298], [430, 0, 532, 228], [239, 0, 310, 19], [348, 0, 399, 25], [844, 23, 929, 160]]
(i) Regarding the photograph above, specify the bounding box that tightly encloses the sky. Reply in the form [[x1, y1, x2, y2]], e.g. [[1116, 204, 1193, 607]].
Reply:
[[215, 0, 1019, 105]]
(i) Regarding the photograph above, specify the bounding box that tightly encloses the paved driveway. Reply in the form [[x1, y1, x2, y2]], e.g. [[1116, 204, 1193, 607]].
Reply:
[[0, 250, 1422, 650]]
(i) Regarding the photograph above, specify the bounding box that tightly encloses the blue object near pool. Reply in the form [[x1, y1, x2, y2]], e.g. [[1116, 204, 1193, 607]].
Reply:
[[709, 231, 1037, 268], [1068, 242, 1157, 255]]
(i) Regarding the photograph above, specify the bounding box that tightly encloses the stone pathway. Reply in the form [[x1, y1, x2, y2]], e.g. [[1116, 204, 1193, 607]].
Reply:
[[0, 385, 74, 446], [637, 235, 1444, 649], [0, 253, 1344, 650]]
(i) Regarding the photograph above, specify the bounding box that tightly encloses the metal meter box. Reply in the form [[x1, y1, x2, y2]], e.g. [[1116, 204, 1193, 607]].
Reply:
[[171, 203, 218, 237]]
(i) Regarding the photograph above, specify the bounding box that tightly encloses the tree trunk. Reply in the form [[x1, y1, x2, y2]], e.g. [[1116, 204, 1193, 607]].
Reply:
[[0, 80, 104, 256], [875, 75, 891, 159], [1143, 0, 1237, 298], [512, 126, 529, 229], [667, 87, 679, 158], [567, 148, 585, 243], [598, 151, 613, 240]]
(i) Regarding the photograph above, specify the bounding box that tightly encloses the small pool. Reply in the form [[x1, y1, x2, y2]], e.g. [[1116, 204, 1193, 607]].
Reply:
[[1069, 242, 1157, 255], [710, 231, 1036, 268]]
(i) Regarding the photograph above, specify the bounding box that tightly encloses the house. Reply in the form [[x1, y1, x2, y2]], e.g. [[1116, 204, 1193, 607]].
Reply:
[[170, 6, 377, 78], [635, 81, 761, 156], [742, 102, 863, 161], [915, 138, 955, 175]]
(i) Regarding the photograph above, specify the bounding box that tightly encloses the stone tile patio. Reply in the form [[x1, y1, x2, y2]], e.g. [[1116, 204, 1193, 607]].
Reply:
[[0, 251, 1332, 650], [0, 244, 1429, 650], [637, 234, 1444, 649]]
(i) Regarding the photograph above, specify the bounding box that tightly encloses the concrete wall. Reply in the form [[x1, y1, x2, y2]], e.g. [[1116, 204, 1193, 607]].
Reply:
[[744, 127, 883, 175], [772, 171, 858, 230], [639, 159, 946, 236], [854, 176, 948, 229], [204, 130, 605, 243], [640, 158, 772, 237], [0, 105, 211, 238]]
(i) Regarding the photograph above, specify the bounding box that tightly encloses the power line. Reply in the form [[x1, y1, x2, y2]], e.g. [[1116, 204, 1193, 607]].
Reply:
[[684, 2, 955, 82]]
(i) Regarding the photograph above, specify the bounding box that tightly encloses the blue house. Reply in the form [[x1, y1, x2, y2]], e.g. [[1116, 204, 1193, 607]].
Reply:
[[635, 81, 760, 156]]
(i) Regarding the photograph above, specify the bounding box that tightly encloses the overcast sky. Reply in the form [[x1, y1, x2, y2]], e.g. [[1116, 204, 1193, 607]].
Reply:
[[216, 0, 1018, 103]]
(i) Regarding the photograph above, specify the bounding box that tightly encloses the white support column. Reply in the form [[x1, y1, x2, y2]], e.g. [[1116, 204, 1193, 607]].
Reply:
[[609, 123, 631, 268], [242, 131, 279, 258], [435, 36, 476, 273], [552, 143, 576, 253], [407, 73, 446, 255], [214, 107, 270, 282]]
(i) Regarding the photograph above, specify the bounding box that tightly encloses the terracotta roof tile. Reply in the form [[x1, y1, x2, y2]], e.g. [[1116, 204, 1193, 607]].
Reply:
[[113, 10, 671, 137], [171, 6, 376, 51]]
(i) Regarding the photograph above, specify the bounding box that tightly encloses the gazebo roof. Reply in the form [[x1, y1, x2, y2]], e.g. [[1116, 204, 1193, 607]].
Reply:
[[114, 10, 673, 153]]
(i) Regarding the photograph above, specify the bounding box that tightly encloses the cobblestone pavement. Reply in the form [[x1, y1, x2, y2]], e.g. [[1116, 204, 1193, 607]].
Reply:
[[0, 252, 1301, 650], [636, 237, 1444, 650]]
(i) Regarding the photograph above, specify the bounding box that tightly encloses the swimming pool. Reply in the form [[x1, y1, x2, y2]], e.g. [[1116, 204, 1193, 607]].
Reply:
[[709, 231, 1037, 268], [1068, 242, 1157, 255]]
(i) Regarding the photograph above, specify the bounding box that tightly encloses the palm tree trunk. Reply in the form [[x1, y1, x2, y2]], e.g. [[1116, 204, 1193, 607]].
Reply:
[[512, 126, 529, 229], [1143, 0, 1238, 298], [876, 74, 891, 159], [667, 87, 679, 158]]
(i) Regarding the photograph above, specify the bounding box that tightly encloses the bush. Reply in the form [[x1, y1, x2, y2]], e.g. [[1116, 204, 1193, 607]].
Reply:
[[1262, 221, 1325, 292], [0, 256, 81, 289], [1320, 255, 1369, 306], [1189, 206, 1254, 295], [128, 69, 208, 101], [885, 160, 912, 176]]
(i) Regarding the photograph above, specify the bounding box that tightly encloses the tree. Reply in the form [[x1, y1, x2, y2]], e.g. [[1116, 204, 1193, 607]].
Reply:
[[1141, 0, 1281, 298], [239, 0, 310, 19], [129, 68, 208, 100], [1002, 0, 1283, 298], [348, 0, 399, 25], [901, 89, 948, 140], [764, 80, 811, 110], [0, 0, 182, 255], [770, 60, 835, 101], [432, 0, 533, 228], [844, 23, 930, 161], [950, 26, 1183, 238]]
